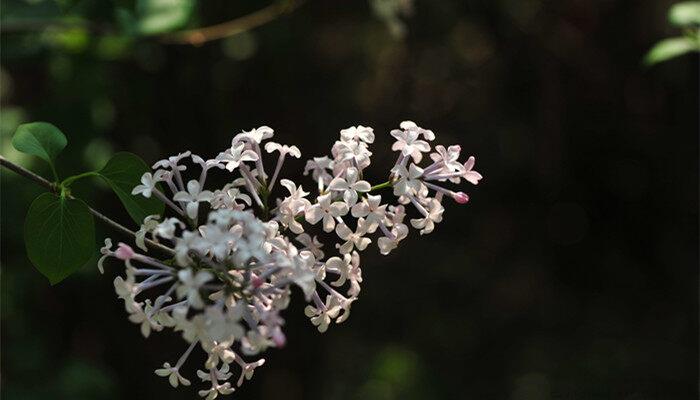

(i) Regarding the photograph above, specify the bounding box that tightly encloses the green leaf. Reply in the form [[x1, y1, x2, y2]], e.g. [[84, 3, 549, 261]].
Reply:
[[135, 0, 195, 35], [98, 152, 164, 224], [644, 37, 699, 65], [24, 193, 95, 285], [669, 2, 700, 27], [12, 122, 67, 175]]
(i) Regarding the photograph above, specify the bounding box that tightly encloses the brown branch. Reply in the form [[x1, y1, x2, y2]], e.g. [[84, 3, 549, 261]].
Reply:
[[0, 155, 175, 256], [161, 0, 307, 46]]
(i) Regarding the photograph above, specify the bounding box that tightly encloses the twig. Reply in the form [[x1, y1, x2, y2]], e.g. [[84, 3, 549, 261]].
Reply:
[[0, 155, 175, 256], [161, 0, 307, 46]]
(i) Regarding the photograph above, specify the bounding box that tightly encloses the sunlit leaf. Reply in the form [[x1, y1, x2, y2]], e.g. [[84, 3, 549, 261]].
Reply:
[[669, 2, 700, 27], [644, 36, 699, 65], [98, 152, 164, 224], [135, 0, 195, 35], [12, 122, 67, 176], [24, 193, 95, 285]]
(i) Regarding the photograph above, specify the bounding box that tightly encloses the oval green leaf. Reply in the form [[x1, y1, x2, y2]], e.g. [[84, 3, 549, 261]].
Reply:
[[12, 122, 67, 170], [98, 152, 164, 224], [24, 193, 95, 285], [644, 37, 698, 65], [669, 2, 700, 27]]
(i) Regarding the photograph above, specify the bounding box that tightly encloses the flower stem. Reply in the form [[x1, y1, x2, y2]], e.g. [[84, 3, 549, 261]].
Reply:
[[61, 171, 100, 187], [0, 155, 175, 256], [369, 180, 393, 192]]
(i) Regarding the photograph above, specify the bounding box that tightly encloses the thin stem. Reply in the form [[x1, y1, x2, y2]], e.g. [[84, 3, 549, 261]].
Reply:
[[162, 0, 307, 46], [175, 340, 199, 369], [153, 188, 186, 217], [61, 171, 100, 187], [268, 153, 285, 192], [369, 180, 393, 192], [0, 155, 175, 256]]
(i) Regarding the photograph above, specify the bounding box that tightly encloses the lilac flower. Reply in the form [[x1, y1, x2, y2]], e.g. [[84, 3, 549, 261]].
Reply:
[[232, 126, 274, 145], [103, 120, 481, 397], [176, 269, 214, 309], [392, 163, 424, 197], [390, 123, 431, 163], [295, 233, 325, 259], [340, 125, 375, 143], [173, 180, 214, 220], [216, 143, 258, 172], [155, 362, 191, 388], [350, 194, 387, 233], [327, 167, 371, 206], [335, 218, 372, 254], [410, 198, 444, 234], [305, 193, 349, 232], [463, 156, 483, 185], [132, 170, 165, 198]]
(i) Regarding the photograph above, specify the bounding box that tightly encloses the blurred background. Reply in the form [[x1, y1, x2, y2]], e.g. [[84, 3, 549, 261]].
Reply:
[[1, 0, 698, 399]]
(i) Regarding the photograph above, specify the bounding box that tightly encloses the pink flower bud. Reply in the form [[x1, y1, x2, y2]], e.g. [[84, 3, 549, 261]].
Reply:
[[453, 191, 470, 204], [252, 275, 264, 288], [272, 328, 286, 347], [115, 243, 136, 260]]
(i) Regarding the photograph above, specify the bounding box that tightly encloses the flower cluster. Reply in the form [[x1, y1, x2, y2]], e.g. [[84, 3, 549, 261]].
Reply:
[[99, 121, 481, 397]]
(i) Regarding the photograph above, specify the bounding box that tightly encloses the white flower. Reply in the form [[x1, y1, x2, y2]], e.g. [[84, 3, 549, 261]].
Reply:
[[216, 143, 258, 172], [135, 215, 160, 251], [391, 123, 431, 162], [192, 154, 225, 171], [350, 194, 386, 233], [203, 337, 237, 369], [288, 251, 317, 300], [400, 120, 435, 140], [211, 184, 252, 210], [295, 233, 324, 259], [204, 304, 245, 343], [410, 198, 444, 234], [153, 151, 191, 170], [197, 363, 233, 382], [392, 163, 424, 197], [377, 223, 408, 255], [305, 193, 349, 232], [340, 125, 375, 143], [114, 274, 139, 313], [129, 300, 163, 338], [236, 359, 265, 387], [153, 217, 184, 240], [195, 224, 233, 261], [335, 218, 371, 254], [304, 295, 341, 333], [155, 362, 191, 388], [264, 142, 302, 158], [429, 144, 464, 182], [176, 269, 214, 309], [277, 180, 310, 234], [385, 204, 406, 226], [173, 180, 214, 220], [198, 382, 235, 399], [241, 330, 273, 356], [303, 156, 334, 185], [105, 120, 483, 397], [327, 167, 371, 206], [463, 156, 483, 185], [131, 171, 164, 198], [98, 238, 113, 273], [232, 126, 274, 145], [327, 251, 363, 296], [333, 139, 372, 170]]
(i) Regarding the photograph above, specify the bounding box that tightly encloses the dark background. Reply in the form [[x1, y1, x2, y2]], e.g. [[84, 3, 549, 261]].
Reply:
[[1, 1, 698, 399]]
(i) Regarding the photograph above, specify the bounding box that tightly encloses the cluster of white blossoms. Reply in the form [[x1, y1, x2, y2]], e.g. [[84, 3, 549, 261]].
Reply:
[[98, 121, 481, 398]]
